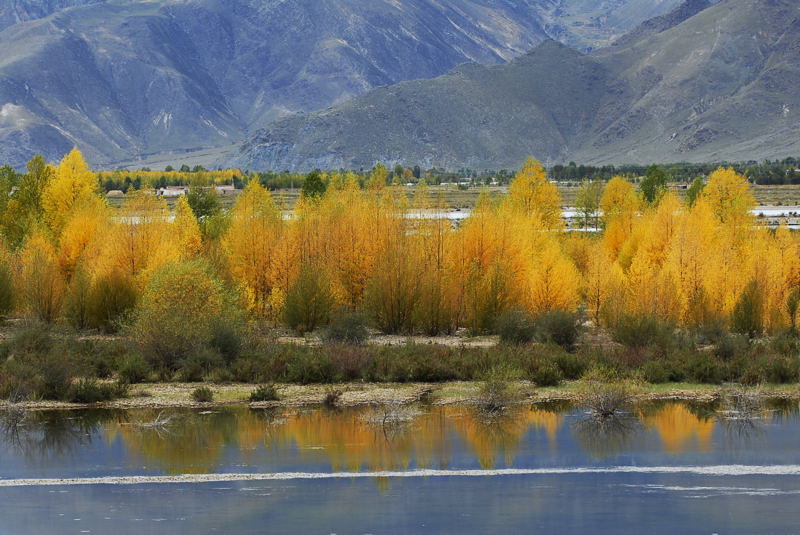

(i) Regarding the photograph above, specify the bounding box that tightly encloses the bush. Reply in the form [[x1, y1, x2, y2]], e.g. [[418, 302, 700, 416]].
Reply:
[[528, 360, 562, 387], [611, 314, 677, 351], [178, 348, 223, 382], [63, 268, 91, 330], [132, 260, 228, 369], [87, 271, 137, 333], [191, 386, 214, 403], [553, 352, 588, 380], [210, 319, 243, 362], [283, 264, 334, 334], [536, 310, 582, 351], [0, 262, 14, 318], [249, 384, 279, 402], [68, 378, 125, 403], [5, 327, 54, 358], [323, 387, 342, 407], [495, 309, 536, 345], [322, 312, 369, 344], [284, 348, 338, 384], [731, 280, 763, 338], [764, 356, 800, 384], [641, 360, 671, 384], [714, 332, 750, 361], [40, 354, 75, 400], [684, 352, 727, 384], [323, 343, 374, 381], [118, 353, 151, 384], [478, 366, 520, 413]]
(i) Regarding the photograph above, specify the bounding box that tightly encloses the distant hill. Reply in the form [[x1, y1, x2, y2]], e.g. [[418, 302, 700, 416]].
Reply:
[[224, 0, 800, 171], [0, 0, 685, 169]]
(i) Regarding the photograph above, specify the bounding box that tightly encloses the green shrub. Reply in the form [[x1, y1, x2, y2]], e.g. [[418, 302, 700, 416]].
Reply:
[[731, 280, 763, 338], [284, 348, 338, 384], [771, 330, 800, 357], [684, 352, 727, 384], [714, 332, 750, 360], [249, 384, 279, 402], [495, 309, 536, 345], [322, 312, 369, 344], [478, 365, 520, 413], [132, 260, 228, 369], [62, 268, 91, 330], [118, 353, 151, 384], [0, 262, 14, 318], [6, 327, 54, 358], [68, 378, 125, 403], [210, 319, 243, 362], [641, 360, 671, 384], [40, 354, 75, 400], [87, 271, 137, 333], [191, 386, 214, 403], [283, 264, 334, 334], [553, 351, 588, 380], [323, 343, 374, 380], [536, 310, 582, 351], [528, 360, 562, 387], [764, 356, 800, 384], [611, 314, 677, 351], [178, 348, 223, 382]]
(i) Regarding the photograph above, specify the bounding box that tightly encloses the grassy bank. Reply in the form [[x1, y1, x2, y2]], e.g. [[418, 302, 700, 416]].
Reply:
[[0, 318, 799, 410], [1, 380, 798, 411]]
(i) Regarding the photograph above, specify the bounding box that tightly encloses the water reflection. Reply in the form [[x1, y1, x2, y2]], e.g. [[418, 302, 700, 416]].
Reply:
[[2, 400, 800, 477], [572, 412, 641, 459], [640, 403, 714, 454]]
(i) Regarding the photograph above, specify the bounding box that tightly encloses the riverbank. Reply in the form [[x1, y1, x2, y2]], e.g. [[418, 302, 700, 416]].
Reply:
[[2, 380, 799, 411]]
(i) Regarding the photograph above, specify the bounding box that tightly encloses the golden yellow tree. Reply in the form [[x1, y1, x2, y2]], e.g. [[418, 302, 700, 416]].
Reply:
[[42, 148, 102, 237], [173, 196, 203, 258], [223, 181, 285, 319], [506, 157, 563, 229], [528, 238, 581, 314], [701, 167, 755, 226], [18, 229, 64, 322]]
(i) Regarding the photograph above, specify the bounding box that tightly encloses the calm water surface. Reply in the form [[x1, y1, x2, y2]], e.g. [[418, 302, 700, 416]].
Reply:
[[1, 400, 799, 534]]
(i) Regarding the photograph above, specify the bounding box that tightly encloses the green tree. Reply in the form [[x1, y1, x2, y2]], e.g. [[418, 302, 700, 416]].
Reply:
[[640, 164, 668, 205], [3, 155, 54, 247], [575, 179, 603, 229], [301, 170, 327, 200], [186, 185, 222, 221], [686, 177, 705, 207]]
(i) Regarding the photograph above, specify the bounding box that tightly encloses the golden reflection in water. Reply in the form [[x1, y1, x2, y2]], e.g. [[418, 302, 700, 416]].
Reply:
[[106, 405, 564, 474], [640, 403, 715, 455]]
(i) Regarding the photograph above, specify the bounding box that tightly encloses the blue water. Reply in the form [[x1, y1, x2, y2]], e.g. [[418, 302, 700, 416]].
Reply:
[[0, 401, 798, 534]]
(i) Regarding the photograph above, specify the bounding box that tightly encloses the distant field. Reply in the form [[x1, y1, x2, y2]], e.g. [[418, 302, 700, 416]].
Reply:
[[106, 183, 800, 212]]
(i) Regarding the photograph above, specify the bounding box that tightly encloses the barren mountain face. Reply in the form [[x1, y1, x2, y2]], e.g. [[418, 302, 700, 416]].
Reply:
[[0, 0, 685, 169]]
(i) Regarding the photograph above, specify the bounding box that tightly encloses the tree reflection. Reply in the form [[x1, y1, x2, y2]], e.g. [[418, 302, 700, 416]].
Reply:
[[572, 412, 641, 458], [1, 408, 120, 461]]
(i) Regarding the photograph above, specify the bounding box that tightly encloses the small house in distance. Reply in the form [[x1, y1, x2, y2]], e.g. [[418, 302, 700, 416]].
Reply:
[[215, 185, 236, 195], [157, 186, 189, 197]]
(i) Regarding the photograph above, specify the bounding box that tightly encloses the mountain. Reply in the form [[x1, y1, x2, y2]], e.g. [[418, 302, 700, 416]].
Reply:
[[224, 0, 800, 171], [0, 0, 686, 169]]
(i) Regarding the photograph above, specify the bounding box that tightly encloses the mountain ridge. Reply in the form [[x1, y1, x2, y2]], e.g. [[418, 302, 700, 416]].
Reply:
[[223, 0, 800, 171], [0, 0, 686, 169]]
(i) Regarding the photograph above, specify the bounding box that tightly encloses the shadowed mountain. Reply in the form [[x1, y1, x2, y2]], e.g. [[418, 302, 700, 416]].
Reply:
[[0, 0, 686, 169], [224, 0, 799, 171]]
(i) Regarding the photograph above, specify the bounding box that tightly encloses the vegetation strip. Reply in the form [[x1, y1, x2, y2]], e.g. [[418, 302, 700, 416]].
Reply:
[[3, 466, 800, 487]]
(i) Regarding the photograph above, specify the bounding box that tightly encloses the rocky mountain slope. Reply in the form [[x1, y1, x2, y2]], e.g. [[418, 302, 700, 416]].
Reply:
[[224, 0, 799, 171], [0, 0, 685, 169]]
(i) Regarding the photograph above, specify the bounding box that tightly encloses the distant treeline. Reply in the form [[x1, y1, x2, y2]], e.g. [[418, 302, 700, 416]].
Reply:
[[549, 158, 800, 185], [2, 157, 798, 196]]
